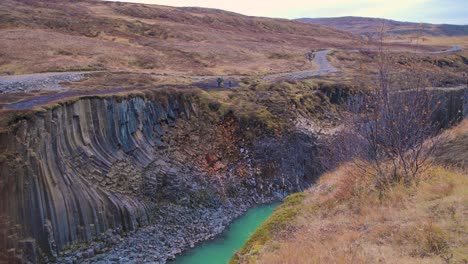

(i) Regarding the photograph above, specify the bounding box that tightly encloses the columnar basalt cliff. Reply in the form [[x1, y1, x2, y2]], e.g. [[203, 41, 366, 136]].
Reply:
[[433, 88, 468, 127], [1, 86, 466, 263], [0, 89, 322, 263]]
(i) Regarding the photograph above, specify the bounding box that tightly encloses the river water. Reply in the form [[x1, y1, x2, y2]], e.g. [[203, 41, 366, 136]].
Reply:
[[171, 202, 280, 264]]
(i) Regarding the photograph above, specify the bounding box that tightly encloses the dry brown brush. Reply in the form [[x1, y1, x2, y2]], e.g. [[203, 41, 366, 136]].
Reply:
[[328, 30, 447, 188]]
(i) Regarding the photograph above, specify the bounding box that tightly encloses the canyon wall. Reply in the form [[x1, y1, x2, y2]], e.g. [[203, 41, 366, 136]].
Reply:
[[1, 92, 191, 262], [1, 86, 465, 263], [0, 90, 321, 263], [433, 87, 468, 127]]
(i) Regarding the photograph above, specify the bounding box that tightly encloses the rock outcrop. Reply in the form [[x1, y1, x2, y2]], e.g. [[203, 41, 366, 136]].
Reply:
[[432, 87, 468, 127], [3, 86, 463, 263], [0, 89, 321, 263]]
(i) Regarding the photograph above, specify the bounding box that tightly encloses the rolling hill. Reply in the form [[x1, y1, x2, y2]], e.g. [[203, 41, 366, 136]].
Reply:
[[296, 16, 468, 37], [0, 0, 359, 76]]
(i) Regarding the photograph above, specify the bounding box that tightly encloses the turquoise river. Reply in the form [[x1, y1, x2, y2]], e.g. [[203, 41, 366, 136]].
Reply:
[[171, 202, 280, 264]]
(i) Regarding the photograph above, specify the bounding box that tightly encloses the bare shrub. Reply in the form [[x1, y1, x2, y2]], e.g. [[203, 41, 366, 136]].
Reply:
[[330, 27, 445, 187]]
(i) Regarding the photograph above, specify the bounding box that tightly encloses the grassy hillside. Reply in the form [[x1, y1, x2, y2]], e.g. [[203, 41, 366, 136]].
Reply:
[[232, 119, 468, 264], [0, 0, 359, 75], [296, 17, 468, 37]]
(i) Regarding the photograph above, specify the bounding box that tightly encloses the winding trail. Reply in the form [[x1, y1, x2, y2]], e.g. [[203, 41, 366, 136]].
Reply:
[[2, 44, 462, 110], [262, 49, 338, 82], [1, 50, 338, 110], [426, 45, 463, 54]]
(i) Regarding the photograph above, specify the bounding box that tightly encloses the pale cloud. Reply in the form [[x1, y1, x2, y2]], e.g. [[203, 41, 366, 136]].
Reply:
[[105, 0, 468, 24]]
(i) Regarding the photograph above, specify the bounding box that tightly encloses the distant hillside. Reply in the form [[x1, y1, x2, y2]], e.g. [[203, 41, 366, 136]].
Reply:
[[0, 0, 359, 75], [296, 16, 468, 37]]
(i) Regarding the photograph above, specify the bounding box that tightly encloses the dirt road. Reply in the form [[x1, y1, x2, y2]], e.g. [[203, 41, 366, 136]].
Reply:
[[262, 49, 338, 82], [1, 50, 339, 109], [426, 45, 463, 54], [2, 45, 464, 110]]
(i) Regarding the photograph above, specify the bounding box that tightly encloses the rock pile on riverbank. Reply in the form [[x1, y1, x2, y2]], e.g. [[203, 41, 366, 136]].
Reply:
[[58, 198, 258, 263]]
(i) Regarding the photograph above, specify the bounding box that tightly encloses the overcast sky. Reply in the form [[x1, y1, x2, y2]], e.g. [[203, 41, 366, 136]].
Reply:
[[106, 0, 467, 24]]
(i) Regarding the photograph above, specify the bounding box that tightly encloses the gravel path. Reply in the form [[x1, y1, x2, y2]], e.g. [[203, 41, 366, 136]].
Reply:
[[2, 52, 338, 110], [262, 49, 338, 82], [2, 45, 463, 110], [426, 45, 463, 54], [0, 71, 89, 94]]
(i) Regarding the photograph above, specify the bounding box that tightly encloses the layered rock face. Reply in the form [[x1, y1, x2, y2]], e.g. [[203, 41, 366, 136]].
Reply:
[[0, 92, 189, 262], [4, 86, 462, 263], [0, 90, 320, 263], [433, 87, 468, 127]]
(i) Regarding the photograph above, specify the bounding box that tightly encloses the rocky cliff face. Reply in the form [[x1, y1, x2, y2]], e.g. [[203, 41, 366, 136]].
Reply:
[[432, 87, 468, 127], [3, 86, 463, 263], [0, 89, 321, 263]]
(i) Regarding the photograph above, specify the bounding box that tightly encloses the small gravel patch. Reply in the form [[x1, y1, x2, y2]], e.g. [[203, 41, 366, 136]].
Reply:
[[0, 72, 89, 94]]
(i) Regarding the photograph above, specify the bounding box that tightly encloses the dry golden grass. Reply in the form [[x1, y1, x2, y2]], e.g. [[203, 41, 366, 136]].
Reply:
[[386, 36, 468, 51], [204, 79, 346, 131], [443, 119, 468, 140], [234, 121, 468, 264], [433, 119, 468, 169], [249, 165, 467, 264], [326, 48, 468, 87], [298, 17, 468, 40]]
